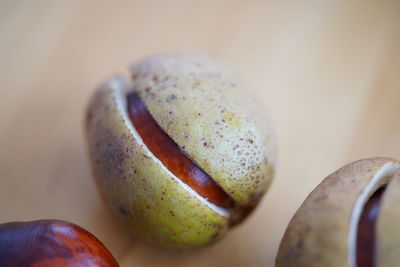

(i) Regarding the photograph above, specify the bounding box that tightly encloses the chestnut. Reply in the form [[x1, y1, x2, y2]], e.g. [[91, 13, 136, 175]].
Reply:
[[276, 157, 400, 267], [85, 53, 276, 248], [0, 220, 118, 267]]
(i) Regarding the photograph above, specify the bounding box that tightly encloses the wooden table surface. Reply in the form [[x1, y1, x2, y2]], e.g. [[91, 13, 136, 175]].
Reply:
[[1, 1, 400, 266]]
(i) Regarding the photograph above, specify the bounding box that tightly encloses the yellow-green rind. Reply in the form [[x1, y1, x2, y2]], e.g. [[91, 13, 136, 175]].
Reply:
[[86, 77, 228, 249], [129, 53, 276, 205], [276, 157, 398, 267], [377, 169, 400, 267]]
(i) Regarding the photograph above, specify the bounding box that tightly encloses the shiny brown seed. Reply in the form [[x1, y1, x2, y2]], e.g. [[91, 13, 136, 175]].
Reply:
[[0, 220, 119, 267]]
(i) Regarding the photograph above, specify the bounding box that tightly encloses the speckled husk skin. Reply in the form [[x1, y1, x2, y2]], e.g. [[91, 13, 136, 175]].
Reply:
[[86, 53, 276, 249], [130, 54, 275, 204], [276, 157, 400, 267]]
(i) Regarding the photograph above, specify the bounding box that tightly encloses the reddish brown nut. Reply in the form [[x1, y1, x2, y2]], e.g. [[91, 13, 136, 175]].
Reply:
[[0, 220, 119, 267], [276, 157, 400, 267]]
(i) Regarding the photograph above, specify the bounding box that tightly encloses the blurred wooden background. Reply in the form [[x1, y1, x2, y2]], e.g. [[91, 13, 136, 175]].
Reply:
[[1, 0, 400, 266]]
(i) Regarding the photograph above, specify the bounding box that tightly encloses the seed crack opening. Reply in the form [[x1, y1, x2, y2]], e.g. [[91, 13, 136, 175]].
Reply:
[[127, 92, 234, 209]]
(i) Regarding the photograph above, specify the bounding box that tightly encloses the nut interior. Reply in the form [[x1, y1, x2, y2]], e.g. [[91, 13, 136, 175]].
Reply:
[[349, 162, 400, 267], [356, 186, 384, 267], [111, 77, 232, 217], [127, 91, 234, 208]]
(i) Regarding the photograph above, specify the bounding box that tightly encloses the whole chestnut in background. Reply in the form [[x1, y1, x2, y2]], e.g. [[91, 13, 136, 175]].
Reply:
[[85, 53, 276, 249], [0, 220, 118, 267], [276, 157, 400, 267]]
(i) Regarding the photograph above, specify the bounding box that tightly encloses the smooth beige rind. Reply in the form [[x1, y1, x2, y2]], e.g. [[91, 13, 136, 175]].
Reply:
[[86, 77, 228, 249], [129, 53, 276, 205], [377, 169, 400, 267], [276, 157, 399, 267]]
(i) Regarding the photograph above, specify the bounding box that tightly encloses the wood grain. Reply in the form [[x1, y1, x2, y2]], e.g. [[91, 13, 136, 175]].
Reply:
[[0, 1, 399, 266]]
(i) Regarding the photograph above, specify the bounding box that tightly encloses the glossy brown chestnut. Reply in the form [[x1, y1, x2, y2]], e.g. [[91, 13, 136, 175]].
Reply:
[[0, 220, 119, 267], [127, 92, 233, 208]]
